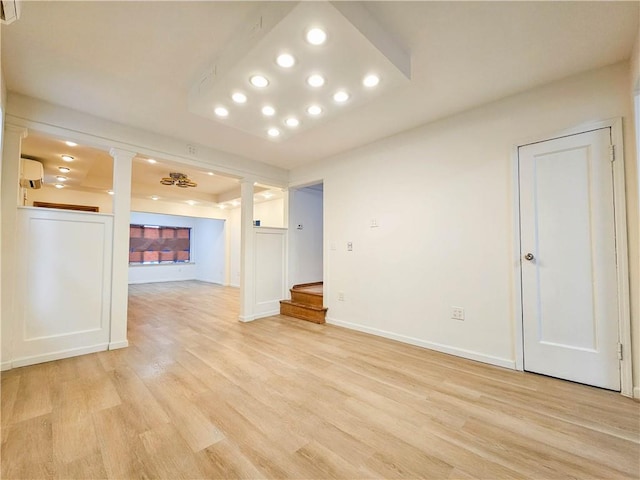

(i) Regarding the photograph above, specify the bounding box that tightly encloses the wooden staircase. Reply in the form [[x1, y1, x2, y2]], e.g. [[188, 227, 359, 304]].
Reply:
[[279, 282, 327, 324]]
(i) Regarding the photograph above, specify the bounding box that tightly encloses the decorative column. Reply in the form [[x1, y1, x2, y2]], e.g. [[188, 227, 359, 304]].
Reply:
[[108, 148, 135, 349], [1, 125, 28, 369], [239, 180, 255, 321]]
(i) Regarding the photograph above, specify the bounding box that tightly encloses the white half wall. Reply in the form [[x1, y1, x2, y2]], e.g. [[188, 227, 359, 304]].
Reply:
[[128, 211, 225, 285], [290, 62, 639, 377]]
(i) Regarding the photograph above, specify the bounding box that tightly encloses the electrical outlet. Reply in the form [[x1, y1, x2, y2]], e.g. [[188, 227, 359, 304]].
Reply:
[[370, 218, 378, 228], [338, 292, 345, 301], [187, 144, 197, 156], [451, 307, 465, 321], [347, 242, 353, 251]]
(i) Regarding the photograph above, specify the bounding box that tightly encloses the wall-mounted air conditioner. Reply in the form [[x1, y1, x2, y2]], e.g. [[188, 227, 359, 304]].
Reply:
[[20, 158, 44, 189], [0, 0, 21, 25]]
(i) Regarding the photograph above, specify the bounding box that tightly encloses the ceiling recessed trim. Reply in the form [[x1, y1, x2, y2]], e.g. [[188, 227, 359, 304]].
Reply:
[[188, 1, 411, 142]]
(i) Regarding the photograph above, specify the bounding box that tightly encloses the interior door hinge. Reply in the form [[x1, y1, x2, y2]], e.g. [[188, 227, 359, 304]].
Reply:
[[609, 145, 616, 162], [617, 342, 623, 360]]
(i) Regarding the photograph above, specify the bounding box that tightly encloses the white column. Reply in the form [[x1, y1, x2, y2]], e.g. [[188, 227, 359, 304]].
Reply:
[[239, 180, 255, 321], [109, 148, 135, 349], [1, 125, 27, 369]]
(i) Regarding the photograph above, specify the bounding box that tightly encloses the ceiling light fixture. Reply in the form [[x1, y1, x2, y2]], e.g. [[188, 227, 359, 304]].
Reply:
[[231, 200, 240, 207], [307, 105, 322, 116], [55, 175, 67, 182], [262, 105, 276, 116], [58, 166, 71, 173], [214, 106, 229, 117], [250, 75, 269, 88], [232, 92, 247, 103], [307, 74, 325, 88], [160, 172, 198, 188], [285, 117, 300, 128], [267, 128, 281, 137], [65, 141, 77, 147], [54, 183, 65, 189], [306, 27, 327, 45], [262, 192, 274, 199], [207, 172, 215, 176], [147, 158, 157, 164], [107, 190, 114, 195], [333, 90, 350, 103], [363, 74, 380, 87], [150, 195, 159, 200], [61, 155, 74, 162], [276, 53, 296, 68], [186, 200, 197, 206]]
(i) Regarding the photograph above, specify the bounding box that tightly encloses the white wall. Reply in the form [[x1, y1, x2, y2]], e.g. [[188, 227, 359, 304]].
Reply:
[[27, 186, 114, 212], [289, 185, 323, 286], [254, 197, 285, 227], [291, 62, 639, 382], [128, 211, 225, 285]]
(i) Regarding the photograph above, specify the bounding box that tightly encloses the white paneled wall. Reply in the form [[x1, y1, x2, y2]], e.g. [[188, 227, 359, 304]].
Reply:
[[13, 207, 113, 367]]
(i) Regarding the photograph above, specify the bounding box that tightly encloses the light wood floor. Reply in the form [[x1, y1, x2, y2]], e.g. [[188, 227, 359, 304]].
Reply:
[[2, 281, 638, 479]]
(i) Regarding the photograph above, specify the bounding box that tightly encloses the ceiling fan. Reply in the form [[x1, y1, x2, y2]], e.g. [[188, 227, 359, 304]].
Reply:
[[160, 172, 197, 188]]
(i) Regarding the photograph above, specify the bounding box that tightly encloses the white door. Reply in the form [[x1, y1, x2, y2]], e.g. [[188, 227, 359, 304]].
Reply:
[[519, 128, 620, 390]]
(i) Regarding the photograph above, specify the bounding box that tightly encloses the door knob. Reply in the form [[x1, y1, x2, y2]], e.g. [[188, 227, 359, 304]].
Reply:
[[524, 253, 534, 261]]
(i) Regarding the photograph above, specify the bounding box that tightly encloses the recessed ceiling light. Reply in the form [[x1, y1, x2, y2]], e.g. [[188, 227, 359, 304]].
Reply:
[[207, 172, 214, 176], [58, 166, 71, 173], [306, 27, 327, 45], [276, 53, 295, 68], [267, 128, 281, 137], [107, 190, 114, 195], [150, 195, 159, 200], [147, 158, 157, 164], [307, 105, 322, 116], [54, 183, 65, 189], [262, 105, 276, 116], [214, 106, 229, 117], [363, 74, 380, 88], [55, 175, 67, 182], [307, 74, 325, 88], [285, 117, 300, 128], [232, 92, 247, 104], [333, 90, 350, 103], [250, 75, 269, 88], [61, 155, 74, 162], [186, 200, 197, 206], [231, 200, 240, 207], [65, 141, 77, 147], [262, 192, 274, 199], [218, 204, 227, 210]]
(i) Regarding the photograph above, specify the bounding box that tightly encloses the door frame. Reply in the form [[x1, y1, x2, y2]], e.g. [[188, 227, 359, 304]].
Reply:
[[511, 117, 632, 397]]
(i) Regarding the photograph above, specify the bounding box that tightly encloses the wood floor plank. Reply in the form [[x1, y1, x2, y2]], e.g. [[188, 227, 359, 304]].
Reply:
[[1, 280, 638, 479]]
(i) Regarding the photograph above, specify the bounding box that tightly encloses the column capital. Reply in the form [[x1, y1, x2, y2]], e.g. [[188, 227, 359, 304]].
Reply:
[[4, 124, 28, 138], [109, 147, 136, 161]]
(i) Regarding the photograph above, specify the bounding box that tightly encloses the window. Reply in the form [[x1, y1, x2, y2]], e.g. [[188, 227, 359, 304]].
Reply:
[[129, 224, 191, 264]]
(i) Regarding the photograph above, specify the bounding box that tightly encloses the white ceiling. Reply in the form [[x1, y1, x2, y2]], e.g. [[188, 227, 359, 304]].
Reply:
[[21, 130, 281, 208], [3, 1, 638, 170]]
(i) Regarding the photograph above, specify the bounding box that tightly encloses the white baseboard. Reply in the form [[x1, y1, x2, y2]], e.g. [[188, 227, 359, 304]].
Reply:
[[109, 340, 129, 350], [229, 283, 240, 288], [1, 361, 13, 371], [239, 309, 281, 323], [10, 343, 110, 369], [326, 316, 516, 370], [128, 278, 197, 285], [633, 386, 640, 400]]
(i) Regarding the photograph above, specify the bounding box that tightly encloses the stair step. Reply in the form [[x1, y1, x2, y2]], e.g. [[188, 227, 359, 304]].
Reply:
[[279, 300, 327, 324]]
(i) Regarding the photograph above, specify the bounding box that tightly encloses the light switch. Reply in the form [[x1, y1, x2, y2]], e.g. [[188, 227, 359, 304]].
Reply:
[[347, 242, 353, 251]]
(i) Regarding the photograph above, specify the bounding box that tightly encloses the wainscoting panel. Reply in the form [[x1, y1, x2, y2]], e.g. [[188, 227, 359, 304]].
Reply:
[[254, 227, 287, 317], [12, 207, 113, 366]]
